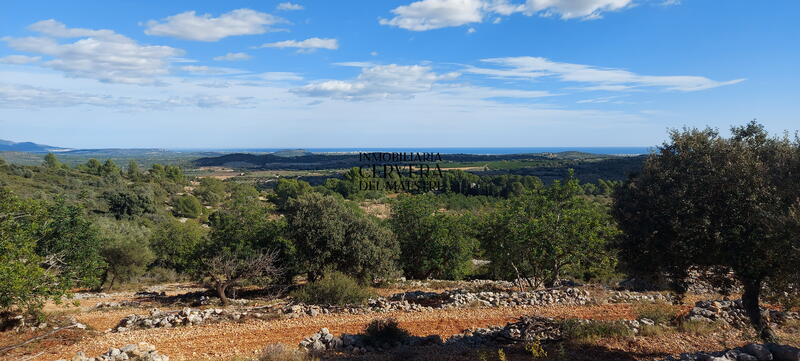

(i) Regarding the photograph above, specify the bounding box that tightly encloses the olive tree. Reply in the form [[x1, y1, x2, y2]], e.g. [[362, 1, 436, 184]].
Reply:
[[285, 192, 399, 282], [481, 174, 618, 289], [613, 121, 800, 341], [0, 189, 63, 314], [390, 194, 477, 280]]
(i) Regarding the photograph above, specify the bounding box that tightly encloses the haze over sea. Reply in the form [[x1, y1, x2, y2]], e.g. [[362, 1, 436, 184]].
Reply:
[[174, 147, 652, 155]]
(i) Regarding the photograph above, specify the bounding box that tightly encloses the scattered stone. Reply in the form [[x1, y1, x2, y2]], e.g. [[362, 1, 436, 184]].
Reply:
[[55, 342, 168, 361]]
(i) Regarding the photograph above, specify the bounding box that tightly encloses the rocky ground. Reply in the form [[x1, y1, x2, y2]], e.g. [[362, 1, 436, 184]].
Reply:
[[2, 281, 799, 361]]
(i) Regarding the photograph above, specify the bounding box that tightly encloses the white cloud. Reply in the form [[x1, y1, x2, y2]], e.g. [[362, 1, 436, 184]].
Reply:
[[213, 52, 252, 61], [380, 0, 638, 30], [27, 19, 114, 38], [180, 65, 243, 75], [379, 0, 485, 31], [259, 37, 339, 51], [522, 0, 633, 19], [144, 9, 283, 41], [3, 21, 182, 85], [292, 64, 459, 100], [277, 2, 304, 11], [468, 57, 744, 91], [0, 55, 41, 64], [0, 83, 255, 109]]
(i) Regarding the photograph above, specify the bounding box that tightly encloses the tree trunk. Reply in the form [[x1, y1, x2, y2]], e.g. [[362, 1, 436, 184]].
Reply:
[[107, 273, 117, 291], [741, 278, 777, 342], [96, 270, 109, 292], [217, 283, 230, 307]]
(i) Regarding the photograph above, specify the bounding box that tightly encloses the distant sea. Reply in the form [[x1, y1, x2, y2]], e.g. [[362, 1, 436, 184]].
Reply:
[[176, 147, 653, 156]]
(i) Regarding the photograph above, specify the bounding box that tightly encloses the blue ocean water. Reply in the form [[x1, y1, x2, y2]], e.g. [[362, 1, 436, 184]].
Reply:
[[179, 147, 653, 155]]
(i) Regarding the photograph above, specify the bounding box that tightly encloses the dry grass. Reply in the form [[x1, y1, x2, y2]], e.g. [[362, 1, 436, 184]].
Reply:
[[257, 344, 319, 361], [677, 320, 723, 336], [633, 303, 680, 324]]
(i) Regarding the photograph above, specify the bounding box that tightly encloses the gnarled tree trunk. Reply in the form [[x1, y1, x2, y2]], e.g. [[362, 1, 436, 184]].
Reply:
[[741, 278, 777, 342]]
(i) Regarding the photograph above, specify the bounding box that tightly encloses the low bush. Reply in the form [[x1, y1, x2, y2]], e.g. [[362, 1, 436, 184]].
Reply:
[[561, 319, 633, 341], [634, 302, 679, 324], [363, 317, 410, 346], [291, 271, 374, 306], [258, 344, 318, 361]]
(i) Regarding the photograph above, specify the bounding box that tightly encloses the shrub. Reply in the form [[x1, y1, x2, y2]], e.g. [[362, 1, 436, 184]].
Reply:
[[390, 194, 478, 280], [363, 318, 410, 346], [291, 271, 374, 306], [150, 219, 207, 274], [173, 194, 203, 218], [285, 193, 399, 282], [634, 302, 679, 324], [561, 319, 633, 341], [258, 343, 318, 361], [96, 219, 154, 290]]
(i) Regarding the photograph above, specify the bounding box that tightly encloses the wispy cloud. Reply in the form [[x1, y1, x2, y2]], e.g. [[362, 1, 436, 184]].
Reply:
[[0, 55, 41, 64], [277, 2, 304, 11], [258, 37, 339, 52], [3, 20, 182, 85], [213, 52, 252, 61], [144, 9, 284, 41], [292, 64, 458, 100], [468, 57, 745, 91], [379, 0, 637, 31], [0, 83, 256, 109]]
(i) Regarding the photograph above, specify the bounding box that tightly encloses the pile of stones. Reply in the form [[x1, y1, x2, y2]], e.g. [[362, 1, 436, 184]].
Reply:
[[441, 287, 592, 308], [654, 343, 800, 361], [283, 287, 594, 317], [113, 307, 266, 332], [298, 327, 442, 354], [95, 301, 142, 309], [685, 300, 799, 329], [606, 291, 675, 304], [56, 343, 168, 361], [447, 316, 565, 347]]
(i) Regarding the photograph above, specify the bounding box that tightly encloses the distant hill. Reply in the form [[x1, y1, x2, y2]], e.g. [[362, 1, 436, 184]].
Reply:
[[0, 139, 67, 153], [272, 149, 313, 157]]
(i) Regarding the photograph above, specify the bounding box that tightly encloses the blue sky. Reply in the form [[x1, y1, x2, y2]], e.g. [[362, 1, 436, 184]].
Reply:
[[0, 0, 797, 148]]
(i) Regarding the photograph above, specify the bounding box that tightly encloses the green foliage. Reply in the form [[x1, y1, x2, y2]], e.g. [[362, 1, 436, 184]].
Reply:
[[103, 188, 155, 219], [525, 340, 547, 358], [560, 319, 633, 341], [150, 219, 207, 273], [390, 194, 477, 280], [173, 194, 203, 218], [205, 190, 295, 281], [126, 160, 142, 181], [291, 271, 374, 306], [35, 199, 105, 288], [0, 189, 63, 314], [481, 173, 619, 288], [273, 178, 312, 209], [613, 121, 800, 341], [96, 219, 154, 289], [194, 177, 226, 206], [285, 192, 399, 282], [363, 317, 410, 346], [43, 153, 63, 169]]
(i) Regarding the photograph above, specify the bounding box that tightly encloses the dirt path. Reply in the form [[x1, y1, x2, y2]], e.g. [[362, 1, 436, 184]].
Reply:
[[28, 304, 636, 361]]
